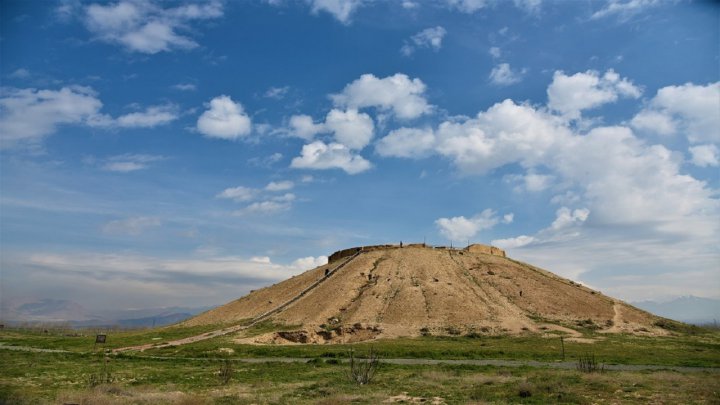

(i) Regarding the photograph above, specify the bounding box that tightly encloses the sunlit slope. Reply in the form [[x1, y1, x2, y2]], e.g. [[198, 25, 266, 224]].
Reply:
[[183, 244, 661, 340]]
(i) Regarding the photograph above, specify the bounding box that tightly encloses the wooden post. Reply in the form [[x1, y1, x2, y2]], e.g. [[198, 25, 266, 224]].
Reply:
[[560, 336, 565, 361]]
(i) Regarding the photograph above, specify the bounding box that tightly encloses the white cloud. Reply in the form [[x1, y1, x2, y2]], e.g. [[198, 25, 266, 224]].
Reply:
[[689, 144, 719, 168], [433, 99, 570, 174], [115, 105, 178, 128], [630, 110, 675, 136], [265, 180, 294, 192], [550, 207, 590, 230], [308, 0, 364, 24], [0, 86, 103, 147], [237, 200, 292, 215], [445, 0, 489, 13], [591, 0, 661, 21], [435, 209, 500, 242], [101, 154, 164, 172], [9, 68, 30, 79], [401, 1, 418, 9], [102, 216, 161, 235], [196, 95, 252, 140], [513, 0, 542, 14], [324, 109, 374, 149], [250, 256, 271, 264], [488, 46, 501, 59], [401, 26, 447, 56], [489, 63, 525, 86], [264, 86, 290, 99], [216, 186, 258, 202], [492, 235, 534, 249], [632, 82, 719, 143], [0, 86, 178, 148], [83, 0, 223, 54], [375, 127, 436, 158], [291, 141, 371, 174], [292, 255, 329, 270], [288, 114, 324, 140], [547, 69, 641, 119], [172, 83, 196, 91], [331, 73, 432, 119], [288, 109, 374, 150], [502, 213, 514, 224]]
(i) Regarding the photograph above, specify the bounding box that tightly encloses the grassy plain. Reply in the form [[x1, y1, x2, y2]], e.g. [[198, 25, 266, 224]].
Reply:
[[1, 324, 719, 404]]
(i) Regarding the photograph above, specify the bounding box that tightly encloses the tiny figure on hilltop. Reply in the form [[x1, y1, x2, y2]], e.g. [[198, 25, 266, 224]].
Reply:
[[325, 268, 330, 277]]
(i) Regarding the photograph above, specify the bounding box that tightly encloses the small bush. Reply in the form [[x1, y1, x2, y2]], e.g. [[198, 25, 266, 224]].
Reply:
[[346, 348, 380, 385], [218, 358, 233, 385], [576, 353, 604, 373]]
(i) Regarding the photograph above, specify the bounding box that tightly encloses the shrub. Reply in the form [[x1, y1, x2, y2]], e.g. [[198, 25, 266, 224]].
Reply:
[[346, 348, 380, 385], [576, 353, 604, 373], [218, 358, 233, 385]]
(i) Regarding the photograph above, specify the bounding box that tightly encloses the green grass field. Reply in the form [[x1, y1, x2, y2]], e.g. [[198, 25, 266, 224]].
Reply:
[[1, 324, 719, 404]]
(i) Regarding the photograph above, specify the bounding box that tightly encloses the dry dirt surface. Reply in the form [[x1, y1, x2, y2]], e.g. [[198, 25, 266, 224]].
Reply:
[[182, 244, 666, 344]]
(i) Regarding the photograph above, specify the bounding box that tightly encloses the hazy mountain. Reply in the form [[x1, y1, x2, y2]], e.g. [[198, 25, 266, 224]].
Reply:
[[2, 299, 214, 328], [632, 296, 720, 325]]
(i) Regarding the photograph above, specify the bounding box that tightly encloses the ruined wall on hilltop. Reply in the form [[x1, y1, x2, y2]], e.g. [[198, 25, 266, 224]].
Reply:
[[328, 242, 506, 263], [465, 244, 506, 257]]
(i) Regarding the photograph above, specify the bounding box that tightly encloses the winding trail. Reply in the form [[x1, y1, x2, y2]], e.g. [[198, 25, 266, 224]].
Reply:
[[110, 253, 361, 353]]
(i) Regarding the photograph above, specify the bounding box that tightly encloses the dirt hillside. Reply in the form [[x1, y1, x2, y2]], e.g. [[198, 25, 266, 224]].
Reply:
[[183, 244, 665, 343]]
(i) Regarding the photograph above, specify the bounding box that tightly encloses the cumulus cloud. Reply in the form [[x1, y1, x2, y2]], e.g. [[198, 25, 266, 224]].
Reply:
[[0, 86, 103, 147], [265, 180, 294, 192], [101, 154, 165, 172], [547, 69, 641, 119], [102, 216, 161, 235], [324, 109, 374, 149], [308, 0, 364, 24], [196, 95, 252, 140], [288, 109, 374, 150], [492, 235, 535, 249], [375, 127, 436, 158], [689, 144, 719, 167], [288, 114, 324, 140], [401, 26, 447, 56], [435, 209, 501, 242], [631, 82, 719, 143], [291, 141, 371, 174], [216, 186, 258, 202], [292, 255, 329, 270], [488, 63, 525, 86], [83, 0, 223, 54], [331, 73, 431, 119]]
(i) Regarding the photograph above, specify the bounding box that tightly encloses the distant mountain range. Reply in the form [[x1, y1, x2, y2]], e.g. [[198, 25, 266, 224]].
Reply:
[[632, 296, 720, 325], [1, 298, 214, 328]]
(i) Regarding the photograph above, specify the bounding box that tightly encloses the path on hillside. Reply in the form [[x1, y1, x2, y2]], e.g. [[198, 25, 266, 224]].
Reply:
[[112, 253, 361, 353]]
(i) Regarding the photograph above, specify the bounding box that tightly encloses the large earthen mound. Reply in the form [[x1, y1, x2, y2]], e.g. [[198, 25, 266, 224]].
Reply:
[[183, 244, 664, 343]]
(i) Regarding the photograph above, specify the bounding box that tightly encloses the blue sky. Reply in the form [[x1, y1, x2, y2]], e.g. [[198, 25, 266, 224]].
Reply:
[[1, 0, 718, 313]]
